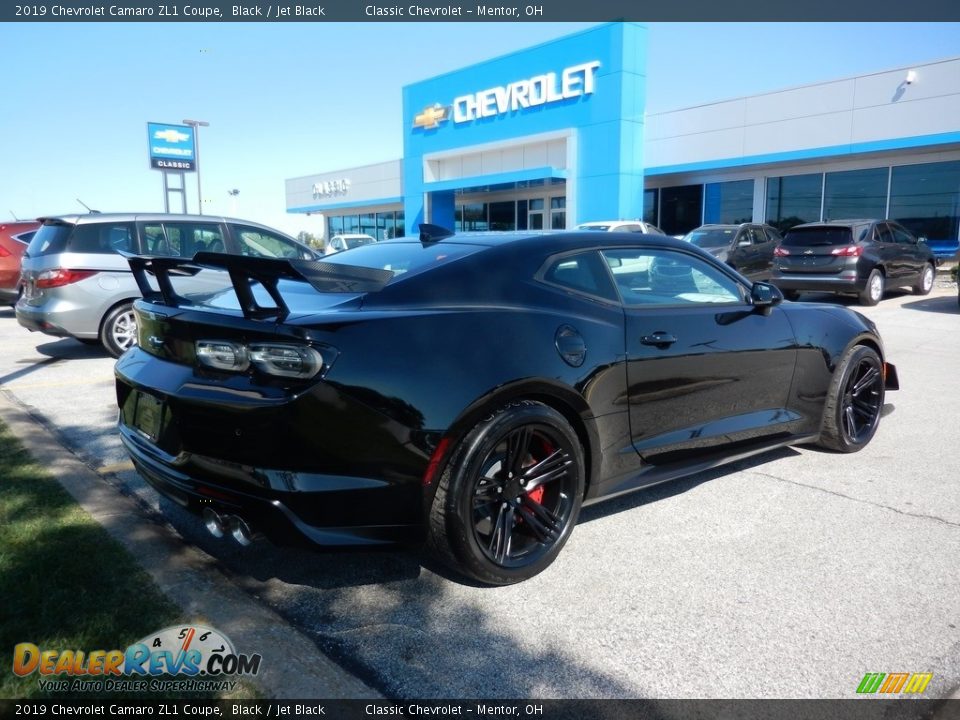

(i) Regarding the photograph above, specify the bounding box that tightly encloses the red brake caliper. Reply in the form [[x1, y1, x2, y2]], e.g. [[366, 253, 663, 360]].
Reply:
[[524, 440, 551, 506]]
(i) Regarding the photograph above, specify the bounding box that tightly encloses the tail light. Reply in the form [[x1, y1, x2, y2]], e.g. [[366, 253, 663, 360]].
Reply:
[[248, 343, 325, 379], [774, 247, 789, 257], [196, 341, 249, 371], [196, 340, 334, 379], [0, 245, 10, 258], [831, 245, 863, 257], [35, 269, 98, 289]]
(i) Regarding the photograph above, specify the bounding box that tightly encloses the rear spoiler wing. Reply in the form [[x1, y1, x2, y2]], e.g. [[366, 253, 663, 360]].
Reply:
[[122, 252, 394, 320]]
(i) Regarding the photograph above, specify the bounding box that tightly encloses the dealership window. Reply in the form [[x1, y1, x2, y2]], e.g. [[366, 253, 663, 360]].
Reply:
[[643, 189, 659, 226], [659, 185, 703, 236], [359, 213, 376, 238], [517, 201, 529, 230], [550, 197, 566, 229], [489, 201, 516, 231], [528, 198, 545, 230], [704, 180, 754, 224], [459, 203, 488, 232], [765, 173, 823, 232], [390, 210, 405, 239], [889, 160, 960, 244], [823, 167, 887, 220]]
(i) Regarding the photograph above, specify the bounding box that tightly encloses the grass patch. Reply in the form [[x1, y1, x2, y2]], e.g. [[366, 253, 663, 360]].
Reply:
[[0, 419, 258, 699]]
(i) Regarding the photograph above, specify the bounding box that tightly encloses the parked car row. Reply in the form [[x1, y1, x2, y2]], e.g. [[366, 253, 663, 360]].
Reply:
[[676, 219, 937, 306], [15, 213, 317, 357]]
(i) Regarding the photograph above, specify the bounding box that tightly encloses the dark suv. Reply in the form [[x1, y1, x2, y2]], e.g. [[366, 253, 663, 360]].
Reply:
[[683, 223, 783, 280], [772, 219, 936, 305]]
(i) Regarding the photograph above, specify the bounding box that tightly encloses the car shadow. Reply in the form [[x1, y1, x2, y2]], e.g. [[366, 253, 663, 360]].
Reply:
[[36, 338, 109, 359], [901, 295, 959, 314], [578, 446, 799, 525]]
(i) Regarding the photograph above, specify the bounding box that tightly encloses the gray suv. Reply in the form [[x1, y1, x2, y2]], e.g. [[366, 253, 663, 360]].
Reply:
[[16, 213, 317, 357], [771, 219, 936, 305]]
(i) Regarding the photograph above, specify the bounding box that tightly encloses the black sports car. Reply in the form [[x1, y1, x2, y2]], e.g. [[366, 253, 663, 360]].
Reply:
[[115, 227, 899, 585]]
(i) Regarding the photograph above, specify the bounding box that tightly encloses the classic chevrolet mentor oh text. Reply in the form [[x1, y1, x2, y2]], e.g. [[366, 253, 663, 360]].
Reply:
[[115, 227, 898, 584]]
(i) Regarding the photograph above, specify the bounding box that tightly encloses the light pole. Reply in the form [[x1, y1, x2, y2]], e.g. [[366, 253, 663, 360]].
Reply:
[[228, 188, 239, 215], [182, 119, 209, 214]]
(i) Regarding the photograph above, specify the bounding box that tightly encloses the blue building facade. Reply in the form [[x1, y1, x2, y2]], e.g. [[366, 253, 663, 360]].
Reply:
[[400, 22, 647, 236], [286, 23, 648, 238]]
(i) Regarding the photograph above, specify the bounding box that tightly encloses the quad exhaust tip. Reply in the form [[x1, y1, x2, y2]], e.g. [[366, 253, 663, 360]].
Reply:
[[202, 508, 226, 539], [202, 508, 254, 546], [228, 516, 254, 546]]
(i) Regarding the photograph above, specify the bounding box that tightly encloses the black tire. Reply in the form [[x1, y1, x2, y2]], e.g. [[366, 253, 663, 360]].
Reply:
[[817, 345, 885, 453], [428, 401, 585, 585], [100, 302, 138, 358], [858, 269, 884, 306], [912, 263, 935, 296], [782, 290, 801, 302]]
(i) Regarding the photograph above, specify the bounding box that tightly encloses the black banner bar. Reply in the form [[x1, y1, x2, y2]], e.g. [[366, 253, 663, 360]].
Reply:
[[1, 700, 959, 720], [4, 0, 960, 21]]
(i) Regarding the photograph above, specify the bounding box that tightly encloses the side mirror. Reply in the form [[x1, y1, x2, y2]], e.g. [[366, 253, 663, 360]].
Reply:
[[750, 282, 783, 308], [918, 236, 928, 244], [737, 240, 751, 247]]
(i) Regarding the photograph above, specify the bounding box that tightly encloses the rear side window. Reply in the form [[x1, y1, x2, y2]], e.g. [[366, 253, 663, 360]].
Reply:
[[542, 252, 618, 302], [67, 223, 136, 254], [782, 226, 854, 247], [26, 222, 135, 256], [26, 223, 72, 257]]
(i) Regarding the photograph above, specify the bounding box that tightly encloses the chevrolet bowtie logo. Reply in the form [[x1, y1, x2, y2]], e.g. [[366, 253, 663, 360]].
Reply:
[[413, 103, 450, 129]]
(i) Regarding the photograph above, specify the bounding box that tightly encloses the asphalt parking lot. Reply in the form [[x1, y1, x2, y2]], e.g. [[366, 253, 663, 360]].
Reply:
[[1, 279, 959, 700]]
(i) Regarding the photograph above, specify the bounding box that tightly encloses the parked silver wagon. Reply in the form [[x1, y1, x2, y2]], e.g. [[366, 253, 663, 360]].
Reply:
[[16, 213, 317, 357]]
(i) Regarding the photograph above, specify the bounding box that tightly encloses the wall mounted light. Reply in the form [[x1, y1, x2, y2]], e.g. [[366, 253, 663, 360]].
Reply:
[[905, 70, 917, 85]]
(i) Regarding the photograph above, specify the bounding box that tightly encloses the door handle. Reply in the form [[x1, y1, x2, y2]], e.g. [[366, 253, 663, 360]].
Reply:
[[641, 332, 677, 347]]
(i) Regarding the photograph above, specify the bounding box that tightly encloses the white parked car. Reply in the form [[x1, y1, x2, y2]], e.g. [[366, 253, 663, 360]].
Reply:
[[576, 220, 666, 235], [324, 233, 376, 255]]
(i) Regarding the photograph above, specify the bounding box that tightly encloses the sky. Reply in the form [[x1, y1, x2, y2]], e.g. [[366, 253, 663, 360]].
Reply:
[[2, 21, 959, 238]]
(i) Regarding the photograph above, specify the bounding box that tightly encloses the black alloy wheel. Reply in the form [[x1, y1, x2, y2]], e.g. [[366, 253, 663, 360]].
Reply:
[[817, 345, 885, 453], [429, 401, 585, 585]]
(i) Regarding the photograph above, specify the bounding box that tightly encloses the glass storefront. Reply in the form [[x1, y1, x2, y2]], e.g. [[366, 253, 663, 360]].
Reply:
[[455, 196, 566, 232], [766, 160, 960, 248], [765, 173, 823, 232], [643, 189, 658, 226], [704, 179, 754, 224], [889, 160, 960, 245], [326, 210, 405, 241], [823, 168, 888, 220], [659, 185, 703, 236], [550, 197, 566, 229]]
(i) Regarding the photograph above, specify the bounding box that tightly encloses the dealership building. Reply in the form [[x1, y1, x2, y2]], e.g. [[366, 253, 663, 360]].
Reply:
[[285, 22, 960, 258]]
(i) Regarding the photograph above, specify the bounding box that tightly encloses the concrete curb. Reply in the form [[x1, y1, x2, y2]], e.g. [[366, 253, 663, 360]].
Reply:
[[0, 391, 381, 700]]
